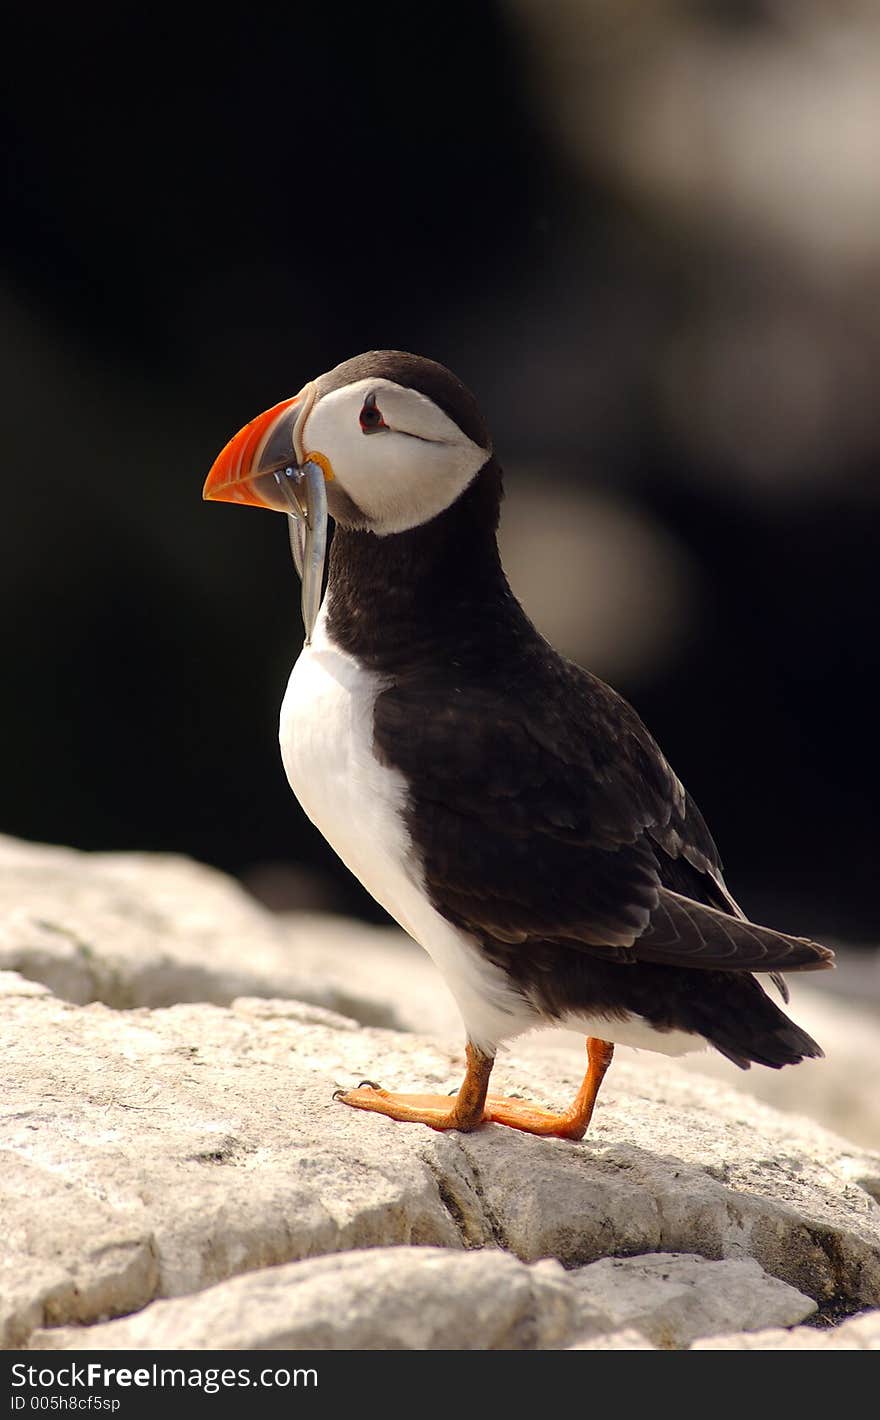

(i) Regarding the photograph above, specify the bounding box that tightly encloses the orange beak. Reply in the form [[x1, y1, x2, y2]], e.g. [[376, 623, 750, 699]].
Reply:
[[202, 383, 317, 511]]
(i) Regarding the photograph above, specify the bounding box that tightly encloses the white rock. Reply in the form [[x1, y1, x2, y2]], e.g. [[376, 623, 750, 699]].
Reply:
[[2, 987, 879, 1349], [692, 1308, 880, 1349], [441, 1051, 880, 1302], [570, 1329, 657, 1349], [2, 836, 879, 1353], [0, 835, 408, 1026], [0, 970, 50, 997], [34, 1249, 578, 1351], [29, 1247, 815, 1353], [567, 1254, 814, 1348], [0, 996, 463, 1348]]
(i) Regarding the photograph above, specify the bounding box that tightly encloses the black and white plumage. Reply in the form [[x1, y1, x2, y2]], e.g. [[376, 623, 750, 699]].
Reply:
[[205, 350, 833, 1138]]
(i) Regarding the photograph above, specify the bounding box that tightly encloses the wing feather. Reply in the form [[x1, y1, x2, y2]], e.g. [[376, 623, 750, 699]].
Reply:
[[372, 656, 832, 980]]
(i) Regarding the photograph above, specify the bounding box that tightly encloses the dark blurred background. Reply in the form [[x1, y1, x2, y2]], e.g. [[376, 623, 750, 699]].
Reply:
[[3, 1, 878, 944]]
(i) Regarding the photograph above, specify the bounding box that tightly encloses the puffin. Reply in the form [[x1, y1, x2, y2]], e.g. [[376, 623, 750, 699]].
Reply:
[[203, 350, 833, 1140]]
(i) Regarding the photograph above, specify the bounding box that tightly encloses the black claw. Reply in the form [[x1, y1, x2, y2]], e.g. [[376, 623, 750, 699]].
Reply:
[[331, 1088, 347, 1102], [358, 1079, 382, 1090]]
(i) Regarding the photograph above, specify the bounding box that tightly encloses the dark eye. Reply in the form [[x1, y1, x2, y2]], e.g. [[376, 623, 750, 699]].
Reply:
[[359, 393, 388, 434]]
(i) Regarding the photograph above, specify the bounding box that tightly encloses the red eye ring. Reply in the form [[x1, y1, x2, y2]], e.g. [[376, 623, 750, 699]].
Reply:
[[359, 393, 388, 434]]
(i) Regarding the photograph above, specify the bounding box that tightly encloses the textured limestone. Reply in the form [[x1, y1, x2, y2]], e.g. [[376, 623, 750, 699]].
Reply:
[[2, 836, 879, 1353], [565, 1254, 815, 1348], [34, 1250, 813, 1352], [32, 1250, 579, 1352], [692, 1308, 880, 1349], [2, 982, 879, 1349], [0, 835, 408, 1027], [570, 1329, 658, 1349], [0, 994, 462, 1348]]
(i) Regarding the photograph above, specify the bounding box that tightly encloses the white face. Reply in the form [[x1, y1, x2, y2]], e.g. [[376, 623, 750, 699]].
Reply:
[[300, 377, 491, 534]]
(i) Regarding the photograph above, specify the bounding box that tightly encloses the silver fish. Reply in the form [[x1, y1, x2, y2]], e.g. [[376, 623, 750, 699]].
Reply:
[[272, 461, 328, 644]]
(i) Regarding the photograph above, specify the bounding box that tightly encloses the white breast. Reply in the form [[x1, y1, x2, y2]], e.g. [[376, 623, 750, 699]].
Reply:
[[278, 604, 534, 1053]]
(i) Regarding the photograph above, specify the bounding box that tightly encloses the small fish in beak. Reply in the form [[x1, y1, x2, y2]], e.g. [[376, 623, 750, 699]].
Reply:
[[203, 386, 329, 643], [270, 462, 328, 643]]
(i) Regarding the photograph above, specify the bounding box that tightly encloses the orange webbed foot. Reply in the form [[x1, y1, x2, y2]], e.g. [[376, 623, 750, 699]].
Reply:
[[333, 1083, 484, 1131], [332, 1037, 615, 1141], [482, 1093, 592, 1139]]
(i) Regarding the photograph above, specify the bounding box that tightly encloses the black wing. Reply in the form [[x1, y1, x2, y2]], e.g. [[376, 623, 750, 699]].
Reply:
[[373, 655, 831, 977]]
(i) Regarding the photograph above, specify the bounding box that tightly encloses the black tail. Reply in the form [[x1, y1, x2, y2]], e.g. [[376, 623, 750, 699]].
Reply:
[[686, 972, 825, 1070]]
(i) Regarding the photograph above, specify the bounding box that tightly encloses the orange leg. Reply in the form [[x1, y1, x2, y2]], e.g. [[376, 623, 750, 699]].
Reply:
[[333, 1042, 493, 1131], [334, 1036, 615, 1140], [483, 1037, 614, 1139]]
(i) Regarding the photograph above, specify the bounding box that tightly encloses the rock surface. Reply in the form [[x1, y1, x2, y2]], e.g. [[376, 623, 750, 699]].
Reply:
[[0, 835, 408, 1027], [34, 1250, 577, 1352], [2, 835, 879, 1351], [691, 1308, 880, 1349], [566, 1254, 815, 1349], [34, 1251, 813, 1352], [3, 985, 879, 1350]]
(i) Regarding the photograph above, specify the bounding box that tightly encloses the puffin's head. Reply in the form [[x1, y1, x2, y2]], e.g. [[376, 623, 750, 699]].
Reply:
[[203, 350, 492, 535]]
